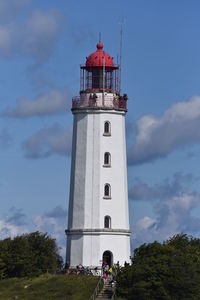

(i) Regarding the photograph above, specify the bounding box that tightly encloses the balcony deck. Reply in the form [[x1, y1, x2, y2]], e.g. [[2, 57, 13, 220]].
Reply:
[[72, 94, 127, 111]]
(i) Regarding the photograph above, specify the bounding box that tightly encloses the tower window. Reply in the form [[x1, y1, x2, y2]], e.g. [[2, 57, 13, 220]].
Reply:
[[104, 152, 111, 166], [104, 216, 111, 229], [104, 184, 111, 198], [104, 121, 111, 135]]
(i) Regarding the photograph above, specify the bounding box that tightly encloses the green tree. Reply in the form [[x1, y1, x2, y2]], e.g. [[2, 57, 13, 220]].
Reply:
[[0, 232, 63, 278], [27, 231, 63, 274], [116, 234, 200, 299], [0, 257, 6, 279]]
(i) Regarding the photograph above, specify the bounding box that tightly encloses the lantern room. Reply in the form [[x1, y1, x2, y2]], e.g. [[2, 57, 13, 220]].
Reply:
[[80, 41, 119, 94]]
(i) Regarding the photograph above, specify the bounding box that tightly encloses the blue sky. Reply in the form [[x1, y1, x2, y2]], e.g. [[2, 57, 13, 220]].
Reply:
[[1, 0, 200, 257]]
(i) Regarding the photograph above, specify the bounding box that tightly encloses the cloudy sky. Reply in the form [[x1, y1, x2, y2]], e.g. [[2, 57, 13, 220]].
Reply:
[[1, 0, 200, 258]]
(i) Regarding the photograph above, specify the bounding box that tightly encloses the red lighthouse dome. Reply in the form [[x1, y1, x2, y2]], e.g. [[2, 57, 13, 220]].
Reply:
[[79, 39, 119, 95], [72, 38, 127, 111], [86, 42, 114, 68]]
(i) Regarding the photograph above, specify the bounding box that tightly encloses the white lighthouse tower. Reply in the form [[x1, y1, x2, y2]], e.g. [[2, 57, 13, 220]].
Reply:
[[66, 39, 131, 269]]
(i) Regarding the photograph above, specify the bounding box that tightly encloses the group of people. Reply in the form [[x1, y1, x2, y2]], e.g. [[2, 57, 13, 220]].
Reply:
[[102, 262, 113, 285], [65, 260, 122, 280], [76, 263, 85, 274], [65, 262, 97, 275]]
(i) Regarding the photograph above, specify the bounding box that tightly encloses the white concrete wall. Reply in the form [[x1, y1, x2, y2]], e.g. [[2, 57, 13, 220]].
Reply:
[[68, 235, 83, 267], [82, 234, 101, 267], [68, 232, 131, 268], [67, 114, 87, 229], [66, 95, 131, 267], [99, 112, 129, 230], [100, 234, 131, 265], [84, 113, 100, 229]]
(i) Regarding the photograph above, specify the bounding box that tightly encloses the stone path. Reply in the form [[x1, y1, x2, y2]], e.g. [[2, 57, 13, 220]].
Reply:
[[96, 278, 114, 299]]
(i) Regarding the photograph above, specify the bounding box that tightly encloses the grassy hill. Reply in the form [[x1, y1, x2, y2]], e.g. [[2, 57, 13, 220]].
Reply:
[[0, 274, 99, 300]]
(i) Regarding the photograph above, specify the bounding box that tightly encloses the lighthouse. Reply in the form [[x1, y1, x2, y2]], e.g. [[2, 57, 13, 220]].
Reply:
[[65, 39, 131, 269]]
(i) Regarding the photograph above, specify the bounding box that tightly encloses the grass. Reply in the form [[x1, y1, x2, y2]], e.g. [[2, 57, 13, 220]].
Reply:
[[0, 274, 99, 300]]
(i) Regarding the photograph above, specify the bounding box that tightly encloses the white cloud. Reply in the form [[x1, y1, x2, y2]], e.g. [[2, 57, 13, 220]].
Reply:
[[128, 96, 200, 165], [0, 0, 30, 24], [0, 206, 67, 258], [22, 124, 72, 158], [33, 206, 67, 257], [136, 216, 156, 231], [134, 193, 200, 247], [1, 89, 69, 118], [0, 208, 28, 240], [0, 8, 63, 61], [0, 25, 11, 54], [0, 128, 12, 149], [21, 10, 63, 61], [132, 175, 200, 248], [129, 172, 196, 201], [45, 206, 67, 219], [0, 219, 27, 239]]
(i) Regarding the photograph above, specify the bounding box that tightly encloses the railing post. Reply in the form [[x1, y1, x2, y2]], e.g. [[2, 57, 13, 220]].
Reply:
[[89, 276, 103, 300]]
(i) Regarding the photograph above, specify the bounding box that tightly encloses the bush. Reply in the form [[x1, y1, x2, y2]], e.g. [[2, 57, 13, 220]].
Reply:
[[0, 232, 63, 278], [116, 234, 200, 299]]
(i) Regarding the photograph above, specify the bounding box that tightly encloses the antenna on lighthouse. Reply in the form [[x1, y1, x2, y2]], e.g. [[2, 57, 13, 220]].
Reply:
[[103, 53, 105, 104], [100, 32, 105, 105], [119, 18, 125, 95]]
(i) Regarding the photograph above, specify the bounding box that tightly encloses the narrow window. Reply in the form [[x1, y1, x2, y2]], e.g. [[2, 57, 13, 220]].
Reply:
[[104, 184, 111, 198], [104, 121, 111, 135], [104, 152, 111, 166], [104, 216, 111, 229]]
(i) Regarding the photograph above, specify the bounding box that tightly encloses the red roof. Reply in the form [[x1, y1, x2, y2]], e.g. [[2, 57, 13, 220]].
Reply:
[[86, 42, 114, 68]]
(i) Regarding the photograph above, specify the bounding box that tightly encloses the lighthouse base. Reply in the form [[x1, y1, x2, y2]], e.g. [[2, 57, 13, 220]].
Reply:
[[65, 229, 131, 268]]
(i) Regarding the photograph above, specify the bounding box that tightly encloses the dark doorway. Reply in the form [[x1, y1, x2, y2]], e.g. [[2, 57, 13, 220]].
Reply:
[[102, 250, 113, 267]]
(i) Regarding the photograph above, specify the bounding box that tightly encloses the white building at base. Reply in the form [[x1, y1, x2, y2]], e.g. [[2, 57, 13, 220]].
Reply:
[[66, 40, 131, 268]]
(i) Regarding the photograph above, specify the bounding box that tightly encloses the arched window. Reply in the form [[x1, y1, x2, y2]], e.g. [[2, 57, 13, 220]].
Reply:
[[104, 184, 111, 198], [104, 152, 111, 166], [104, 216, 111, 229], [104, 121, 111, 135]]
